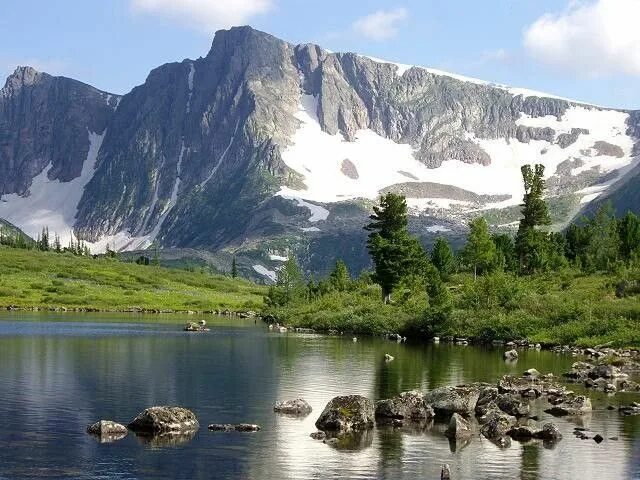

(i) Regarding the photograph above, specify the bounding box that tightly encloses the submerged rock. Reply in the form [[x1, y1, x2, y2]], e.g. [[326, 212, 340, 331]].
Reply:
[[310, 431, 326, 440], [273, 398, 312, 416], [127, 406, 199, 434], [503, 349, 518, 361], [445, 413, 473, 439], [315, 395, 375, 432], [86, 420, 127, 435], [375, 390, 434, 422], [426, 386, 480, 416], [208, 423, 260, 432]]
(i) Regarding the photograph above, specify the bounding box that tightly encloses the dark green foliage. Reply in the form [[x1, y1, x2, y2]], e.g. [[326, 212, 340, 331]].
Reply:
[[618, 211, 640, 261], [231, 257, 238, 278], [583, 202, 620, 272], [515, 164, 551, 274], [430, 237, 454, 279], [492, 233, 517, 272], [365, 193, 430, 302]]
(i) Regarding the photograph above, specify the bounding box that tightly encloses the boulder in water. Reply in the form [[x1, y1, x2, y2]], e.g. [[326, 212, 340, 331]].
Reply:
[[273, 398, 312, 416], [127, 406, 199, 434], [426, 386, 480, 416], [315, 395, 374, 432], [444, 413, 473, 439], [375, 390, 434, 422]]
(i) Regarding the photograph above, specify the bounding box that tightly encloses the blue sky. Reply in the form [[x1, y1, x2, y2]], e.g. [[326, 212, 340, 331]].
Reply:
[[1, 0, 638, 108]]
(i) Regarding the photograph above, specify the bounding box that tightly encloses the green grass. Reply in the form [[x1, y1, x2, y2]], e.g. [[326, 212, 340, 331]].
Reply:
[[0, 246, 266, 312], [268, 268, 640, 347]]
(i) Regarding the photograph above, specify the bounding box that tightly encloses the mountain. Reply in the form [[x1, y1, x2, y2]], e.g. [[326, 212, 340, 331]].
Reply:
[[1, 26, 638, 281]]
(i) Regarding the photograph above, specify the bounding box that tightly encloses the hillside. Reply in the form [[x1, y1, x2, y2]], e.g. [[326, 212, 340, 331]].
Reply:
[[0, 26, 638, 279], [0, 246, 265, 312]]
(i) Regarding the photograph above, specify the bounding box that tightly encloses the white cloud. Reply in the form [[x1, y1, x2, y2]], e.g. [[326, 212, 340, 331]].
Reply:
[[352, 8, 408, 41], [131, 0, 273, 33], [524, 0, 640, 77]]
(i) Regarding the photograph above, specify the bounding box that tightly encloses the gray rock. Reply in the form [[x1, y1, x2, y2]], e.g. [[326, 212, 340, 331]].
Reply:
[[523, 368, 541, 378], [503, 349, 518, 361], [545, 395, 592, 416], [426, 386, 480, 416], [208, 423, 260, 432], [445, 413, 473, 439], [375, 390, 434, 422], [315, 395, 375, 432], [86, 420, 127, 435], [310, 431, 326, 440], [535, 423, 562, 440], [441, 464, 451, 480], [127, 406, 199, 434], [273, 398, 312, 415], [480, 409, 516, 440], [496, 394, 530, 417]]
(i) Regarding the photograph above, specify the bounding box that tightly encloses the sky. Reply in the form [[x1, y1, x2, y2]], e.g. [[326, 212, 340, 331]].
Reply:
[[1, 0, 639, 109]]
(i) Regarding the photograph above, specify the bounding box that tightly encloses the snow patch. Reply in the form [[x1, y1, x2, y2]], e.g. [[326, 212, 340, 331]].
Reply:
[[199, 120, 240, 189], [186, 62, 195, 114], [426, 225, 451, 233], [301, 227, 321, 232], [407, 198, 472, 211], [269, 254, 289, 262], [0, 130, 105, 247], [253, 264, 277, 282]]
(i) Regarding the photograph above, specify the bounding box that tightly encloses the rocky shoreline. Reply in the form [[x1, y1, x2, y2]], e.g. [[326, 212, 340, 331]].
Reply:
[[2, 304, 259, 317]]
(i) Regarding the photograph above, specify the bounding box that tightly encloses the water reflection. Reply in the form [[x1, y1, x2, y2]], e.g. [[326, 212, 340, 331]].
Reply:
[[0, 313, 638, 479]]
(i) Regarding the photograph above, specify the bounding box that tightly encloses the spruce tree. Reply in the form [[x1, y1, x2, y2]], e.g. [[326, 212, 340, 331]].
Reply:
[[430, 237, 454, 279], [231, 257, 238, 278], [585, 202, 619, 271], [515, 164, 551, 274], [365, 193, 428, 302]]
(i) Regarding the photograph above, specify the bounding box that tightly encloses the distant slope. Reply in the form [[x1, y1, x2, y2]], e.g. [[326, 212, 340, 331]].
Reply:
[[0, 218, 33, 244], [0, 247, 265, 312]]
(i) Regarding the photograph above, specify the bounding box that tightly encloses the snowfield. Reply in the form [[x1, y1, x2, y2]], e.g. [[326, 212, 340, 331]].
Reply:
[[278, 94, 637, 216], [0, 130, 105, 247]]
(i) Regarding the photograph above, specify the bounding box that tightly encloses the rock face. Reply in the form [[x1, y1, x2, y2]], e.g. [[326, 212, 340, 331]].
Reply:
[[2, 26, 639, 278], [315, 395, 375, 432], [425, 386, 480, 416], [127, 406, 199, 434], [375, 390, 434, 422], [273, 398, 312, 416], [503, 350, 519, 361]]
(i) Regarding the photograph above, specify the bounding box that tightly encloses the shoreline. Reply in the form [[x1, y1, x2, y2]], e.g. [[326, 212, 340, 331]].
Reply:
[[0, 304, 260, 318]]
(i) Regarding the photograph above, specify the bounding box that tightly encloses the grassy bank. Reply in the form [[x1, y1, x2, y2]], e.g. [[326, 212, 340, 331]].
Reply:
[[267, 268, 640, 347], [0, 246, 266, 312]]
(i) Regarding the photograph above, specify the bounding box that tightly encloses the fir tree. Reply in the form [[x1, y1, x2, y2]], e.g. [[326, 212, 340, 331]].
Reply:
[[328, 259, 351, 291], [618, 211, 640, 262], [515, 164, 551, 274], [430, 237, 454, 279]]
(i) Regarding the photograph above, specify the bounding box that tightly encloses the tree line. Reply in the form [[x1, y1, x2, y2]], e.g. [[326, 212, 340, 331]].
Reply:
[[0, 226, 92, 256], [266, 164, 640, 310]]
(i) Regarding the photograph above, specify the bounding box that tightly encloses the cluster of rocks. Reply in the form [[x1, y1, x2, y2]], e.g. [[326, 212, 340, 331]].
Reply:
[[306, 369, 598, 451], [562, 359, 640, 393], [87, 406, 200, 444], [88, 405, 265, 444]]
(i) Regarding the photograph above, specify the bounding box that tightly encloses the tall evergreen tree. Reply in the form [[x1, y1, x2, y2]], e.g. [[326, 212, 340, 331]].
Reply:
[[365, 193, 428, 302], [515, 164, 551, 274], [492, 233, 517, 272], [463, 217, 496, 280], [430, 237, 454, 279], [231, 257, 238, 278]]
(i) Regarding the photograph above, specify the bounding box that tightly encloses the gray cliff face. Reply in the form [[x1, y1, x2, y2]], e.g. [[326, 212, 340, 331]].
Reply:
[[0, 26, 638, 279], [0, 66, 116, 195]]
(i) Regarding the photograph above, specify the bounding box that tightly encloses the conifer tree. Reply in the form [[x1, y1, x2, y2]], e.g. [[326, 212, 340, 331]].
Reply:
[[463, 217, 496, 280], [328, 259, 351, 291], [430, 237, 454, 279], [515, 164, 551, 274], [618, 211, 640, 262], [231, 257, 238, 278]]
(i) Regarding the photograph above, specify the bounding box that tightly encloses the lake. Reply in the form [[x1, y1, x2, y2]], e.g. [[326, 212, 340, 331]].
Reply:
[[0, 313, 638, 480]]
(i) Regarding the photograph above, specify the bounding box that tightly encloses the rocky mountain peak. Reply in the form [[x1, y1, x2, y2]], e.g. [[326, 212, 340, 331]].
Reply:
[[1, 66, 49, 95]]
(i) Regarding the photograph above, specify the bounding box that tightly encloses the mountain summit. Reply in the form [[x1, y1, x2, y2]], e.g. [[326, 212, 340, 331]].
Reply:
[[1, 26, 638, 279]]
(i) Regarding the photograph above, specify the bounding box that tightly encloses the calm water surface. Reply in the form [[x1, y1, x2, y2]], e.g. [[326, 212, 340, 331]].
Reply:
[[0, 312, 639, 480]]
